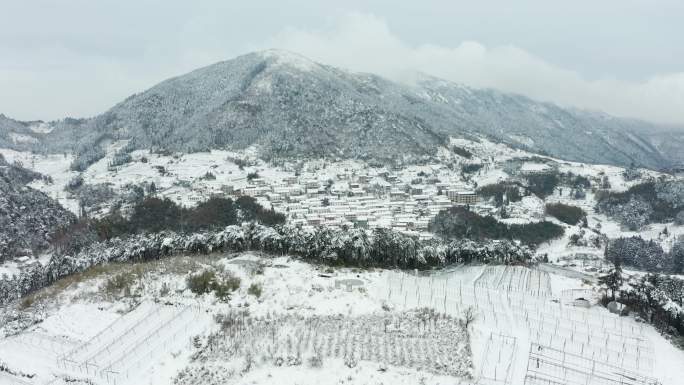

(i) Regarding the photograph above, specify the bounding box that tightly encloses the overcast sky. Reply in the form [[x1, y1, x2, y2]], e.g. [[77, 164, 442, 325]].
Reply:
[[1, 0, 683, 126]]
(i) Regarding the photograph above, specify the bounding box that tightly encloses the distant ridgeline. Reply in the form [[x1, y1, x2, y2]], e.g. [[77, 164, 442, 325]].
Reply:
[[1, 50, 681, 170]]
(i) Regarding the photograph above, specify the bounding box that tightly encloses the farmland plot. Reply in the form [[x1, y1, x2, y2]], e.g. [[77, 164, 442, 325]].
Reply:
[[378, 265, 657, 385], [525, 342, 659, 385], [477, 332, 517, 384], [179, 310, 473, 383], [475, 266, 552, 296], [58, 301, 207, 384]]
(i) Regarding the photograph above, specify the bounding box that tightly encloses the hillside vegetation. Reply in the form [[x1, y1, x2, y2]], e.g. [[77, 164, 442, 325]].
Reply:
[[0, 155, 75, 262], [54, 196, 285, 254], [596, 180, 684, 230], [545, 203, 586, 225], [429, 206, 564, 246]]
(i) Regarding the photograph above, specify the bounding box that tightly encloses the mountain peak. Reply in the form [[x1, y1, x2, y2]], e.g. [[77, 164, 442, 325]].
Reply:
[[256, 49, 320, 72]]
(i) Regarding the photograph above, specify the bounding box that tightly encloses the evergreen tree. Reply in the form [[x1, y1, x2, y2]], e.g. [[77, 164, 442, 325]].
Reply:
[[672, 236, 684, 274], [599, 255, 623, 300]]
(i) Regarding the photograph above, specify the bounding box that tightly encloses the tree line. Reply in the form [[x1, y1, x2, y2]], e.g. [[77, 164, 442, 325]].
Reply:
[[52, 196, 286, 254], [0, 223, 533, 307], [605, 235, 684, 274], [598, 251, 684, 344]]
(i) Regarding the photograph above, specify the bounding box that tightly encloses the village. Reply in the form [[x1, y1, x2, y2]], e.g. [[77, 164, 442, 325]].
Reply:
[[161, 167, 484, 240], [144, 154, 560, 240]]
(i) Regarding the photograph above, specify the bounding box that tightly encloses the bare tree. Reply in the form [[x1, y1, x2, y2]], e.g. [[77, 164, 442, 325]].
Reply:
[[462, 306, 477, 329]]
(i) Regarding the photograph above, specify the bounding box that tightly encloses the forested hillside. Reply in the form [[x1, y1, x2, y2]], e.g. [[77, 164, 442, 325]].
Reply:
[[0, 155, 75, 262]]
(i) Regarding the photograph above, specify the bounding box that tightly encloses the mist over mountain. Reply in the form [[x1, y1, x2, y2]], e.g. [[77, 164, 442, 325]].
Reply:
[[0, 50, 681, 169]]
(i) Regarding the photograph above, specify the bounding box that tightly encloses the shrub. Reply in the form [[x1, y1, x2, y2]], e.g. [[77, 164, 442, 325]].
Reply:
[[104, 272, 136, 297], [307, 352, 323, 368], [451, 146, 472, 159], [186, 270, 216, 295], [461, 163, 483, 174], [545, 203, 586, 225], [212, 278, 237, 301], [344, 353, 358, 368], [187, 270, 241, 300], [19, 296, 34, 310], [225, 275, 242, 291], [526, 173, 559, 198], [248, 283, 262, 298], [247, 171, 259, 181], [66, 175, 84, 191]]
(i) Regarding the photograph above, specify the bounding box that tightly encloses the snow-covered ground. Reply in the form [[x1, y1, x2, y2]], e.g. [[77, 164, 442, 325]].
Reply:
[[1, 254, 682, 385], [2, 136, 680, 244], [2, 137, 684, 384]]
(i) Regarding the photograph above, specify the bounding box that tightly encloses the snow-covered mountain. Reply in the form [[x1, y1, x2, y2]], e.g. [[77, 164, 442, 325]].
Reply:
[[1, 50, 681, 169]]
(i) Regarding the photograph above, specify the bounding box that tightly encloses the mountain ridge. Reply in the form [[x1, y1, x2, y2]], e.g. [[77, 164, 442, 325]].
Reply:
[[0, 49, 682, 169]]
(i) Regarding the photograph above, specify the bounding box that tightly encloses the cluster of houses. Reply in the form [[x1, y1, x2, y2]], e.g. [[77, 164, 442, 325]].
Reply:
[[147, 159, 577, 238], [208, 168, 493, 239]]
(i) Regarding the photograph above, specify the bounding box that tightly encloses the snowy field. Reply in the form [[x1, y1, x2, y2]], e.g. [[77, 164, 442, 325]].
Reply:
[[1, 254, 683, 385]]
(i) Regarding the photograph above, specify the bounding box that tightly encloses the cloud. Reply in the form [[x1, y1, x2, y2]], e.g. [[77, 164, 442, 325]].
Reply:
[[2, 8, 682, 126], [263, 13, 684, 126]]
